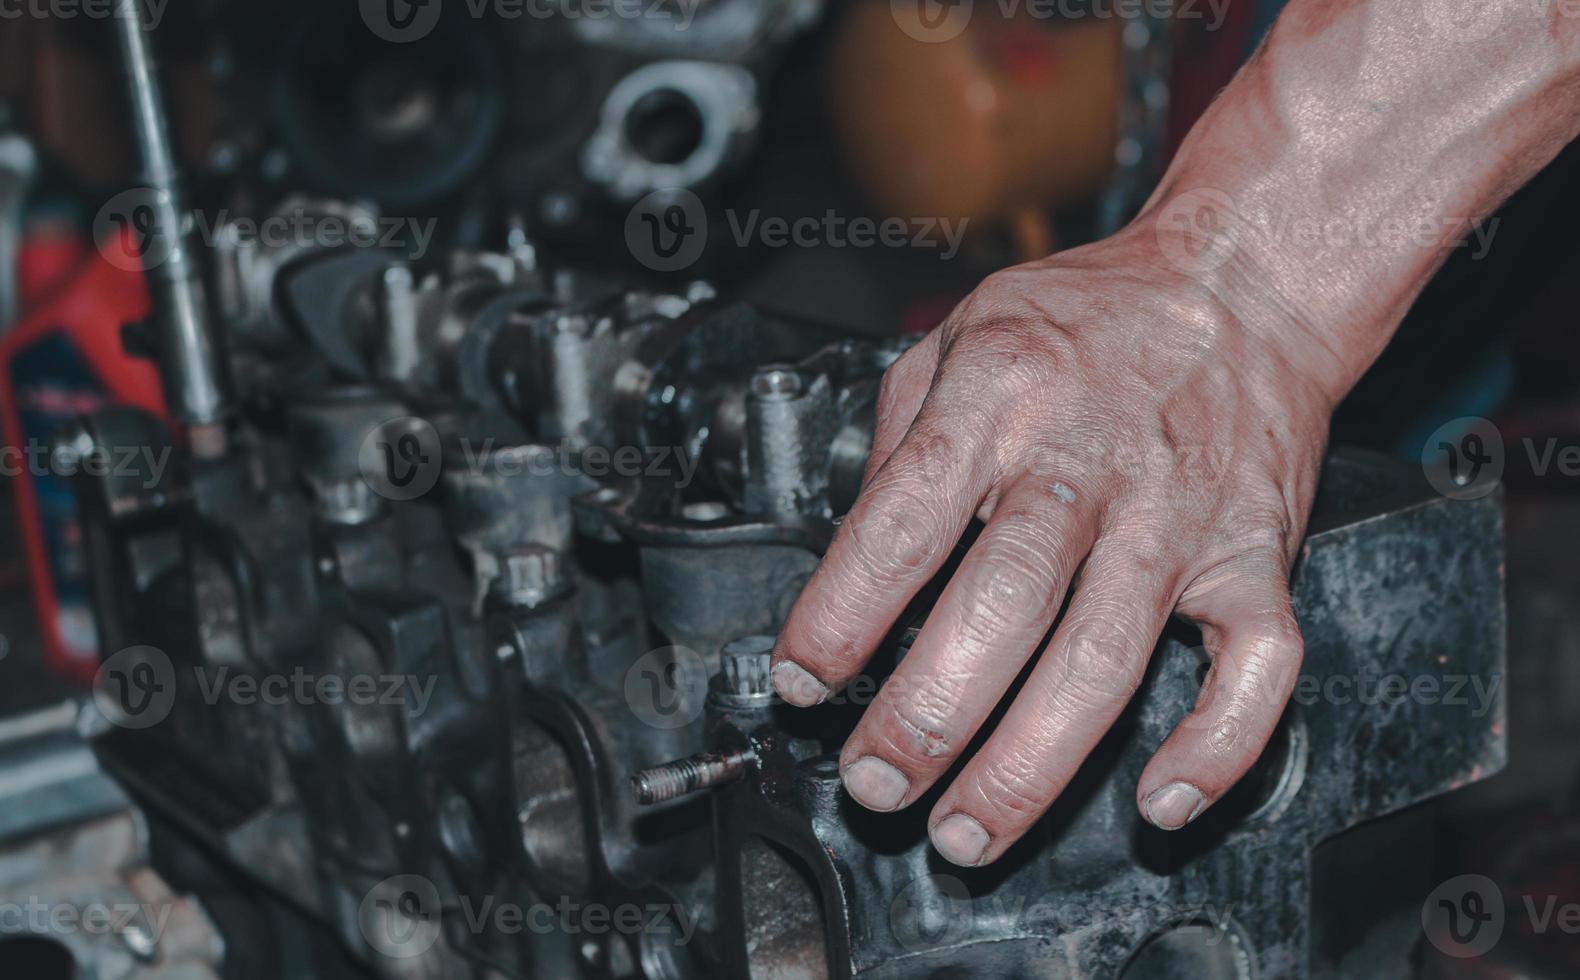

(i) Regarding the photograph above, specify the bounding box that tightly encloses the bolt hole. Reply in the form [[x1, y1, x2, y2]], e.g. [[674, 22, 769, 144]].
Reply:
[[624, 88, 705, 166]]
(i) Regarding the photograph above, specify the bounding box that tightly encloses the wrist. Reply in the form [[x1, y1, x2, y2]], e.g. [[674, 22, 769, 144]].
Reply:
[[1120, 191, 1376, 412]]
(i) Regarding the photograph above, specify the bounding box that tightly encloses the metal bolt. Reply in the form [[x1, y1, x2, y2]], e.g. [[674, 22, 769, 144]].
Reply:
[[317, 479, 382, 526], [720, 636, 775, 698], [493, 546, 565, 608], [632, 748, 755, 805], [750, 365, 802, 401], [553, 313, 589, 337], [381, 264, 420, 383]]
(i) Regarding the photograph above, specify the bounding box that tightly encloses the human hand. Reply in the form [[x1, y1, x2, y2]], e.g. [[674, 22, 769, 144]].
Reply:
[[769, 226, 1339, 866]]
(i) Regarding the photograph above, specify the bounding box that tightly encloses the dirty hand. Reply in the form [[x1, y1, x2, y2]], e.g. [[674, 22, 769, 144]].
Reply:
[[768, 228, 1337, 866], [768, 0, 1580, 866]]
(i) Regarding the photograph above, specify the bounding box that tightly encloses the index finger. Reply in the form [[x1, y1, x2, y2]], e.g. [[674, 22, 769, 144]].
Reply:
[[771, 382, 996, 706]]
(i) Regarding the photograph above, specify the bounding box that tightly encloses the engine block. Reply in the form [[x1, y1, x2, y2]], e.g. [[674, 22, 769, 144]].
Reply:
[[63, 232, 1505, 980]]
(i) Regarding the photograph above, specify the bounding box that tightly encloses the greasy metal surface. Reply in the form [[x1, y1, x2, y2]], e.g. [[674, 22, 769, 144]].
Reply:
[[0, 702, 222, 978], [711, 460, 1505, 979], [69, 235, 1504, 979]]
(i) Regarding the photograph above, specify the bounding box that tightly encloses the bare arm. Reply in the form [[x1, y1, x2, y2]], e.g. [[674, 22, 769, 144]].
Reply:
[[769, 0, 1580, 867], [1159, 0, 1580, 395]]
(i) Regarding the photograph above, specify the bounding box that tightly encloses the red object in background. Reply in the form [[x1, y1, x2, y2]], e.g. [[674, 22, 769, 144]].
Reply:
[[899, 296, 963, 338], [17, 224, 90, 307], [1, 228, 165, 686]]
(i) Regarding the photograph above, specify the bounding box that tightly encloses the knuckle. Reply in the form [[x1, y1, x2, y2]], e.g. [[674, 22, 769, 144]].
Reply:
[[992, 496, 1073, 547], [973, 756, 1052, 821], [957, 270, 1021, 316], [1205, 703, 1257, 757], [973, 553, 1061, 625], [967, 266, 1057, 315], [947, 326, 1064, 399], [980, 560, 1045, 613], [846, 489, 948, 579], [886, 677, 969, 761], [1198, 654, 1301, 756], [942, 290, 1065, 366], [1059, 617, 1150, 708], [893, 423, 966, 489]]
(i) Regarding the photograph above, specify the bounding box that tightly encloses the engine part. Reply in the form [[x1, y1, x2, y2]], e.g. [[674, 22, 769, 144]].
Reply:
[[705, 456, 1505, 978], [204, 0, 822, 236], [569, 0, 823, 60], [112, 0, 232, 439], [62, 212, 1506, 979], [0, 701, 222, 978], [581, 61, 760, 201]]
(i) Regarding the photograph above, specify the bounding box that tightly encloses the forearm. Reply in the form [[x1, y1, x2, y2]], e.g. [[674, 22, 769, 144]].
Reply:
[[1138, 0, 1580, 402]]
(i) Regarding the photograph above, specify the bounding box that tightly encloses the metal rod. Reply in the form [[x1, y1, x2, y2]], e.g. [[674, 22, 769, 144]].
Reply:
[[0, 133, 36, 333], [631, 748, 755, 805], [113, 0, 231, 446]]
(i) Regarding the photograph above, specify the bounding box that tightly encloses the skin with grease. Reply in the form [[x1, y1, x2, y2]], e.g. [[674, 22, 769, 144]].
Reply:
[[771, 0, 1580, 867]]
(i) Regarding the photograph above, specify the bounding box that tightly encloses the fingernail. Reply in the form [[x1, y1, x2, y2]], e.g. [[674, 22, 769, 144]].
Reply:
[[931, 813, 991, 867], [843, 757, 910, 812], [1144, 782, 1207, 830], [771, 661, 828, 707]]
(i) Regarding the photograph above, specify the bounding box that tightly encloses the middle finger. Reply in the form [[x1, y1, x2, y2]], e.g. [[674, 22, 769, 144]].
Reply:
[[838, 472, 1102, 812]]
